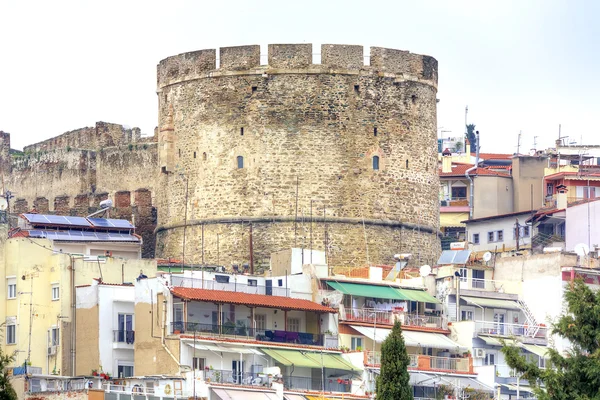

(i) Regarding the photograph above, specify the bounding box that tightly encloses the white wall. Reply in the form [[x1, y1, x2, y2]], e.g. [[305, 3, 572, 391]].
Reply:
[[566, 200, 600, 251], [467, 215, 532, 252]]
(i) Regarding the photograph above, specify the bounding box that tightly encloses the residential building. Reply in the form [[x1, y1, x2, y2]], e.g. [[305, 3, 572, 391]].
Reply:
[[464, 211, 535, 253], [0, 215, 156, 376]]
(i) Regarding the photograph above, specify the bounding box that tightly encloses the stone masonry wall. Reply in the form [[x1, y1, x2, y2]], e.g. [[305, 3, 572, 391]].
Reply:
[[155, 43, 441, 267]]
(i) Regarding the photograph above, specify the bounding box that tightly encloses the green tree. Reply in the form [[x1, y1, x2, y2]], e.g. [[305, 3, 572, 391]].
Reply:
[[376, 320, 413, 400], [466, 124, 476, 152], [0, 325, 17, 400], [502, 279, 600, 400]]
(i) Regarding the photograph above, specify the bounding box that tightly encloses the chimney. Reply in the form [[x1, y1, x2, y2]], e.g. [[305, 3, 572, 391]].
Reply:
[[442, 148, 452, 173], [465, 138, 471, 156], [556, 184, 568, 209]]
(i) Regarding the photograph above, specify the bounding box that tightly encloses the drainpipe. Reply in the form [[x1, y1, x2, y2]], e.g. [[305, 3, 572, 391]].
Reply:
[[465, 131, 480, 219], [162, 300, 182, 372]]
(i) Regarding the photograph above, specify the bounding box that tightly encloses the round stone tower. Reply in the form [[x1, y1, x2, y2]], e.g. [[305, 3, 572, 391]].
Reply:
[[155, 44, 440, 269]]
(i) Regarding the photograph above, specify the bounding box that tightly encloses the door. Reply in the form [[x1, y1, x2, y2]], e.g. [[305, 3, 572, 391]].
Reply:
[[118, 314, 133, 343], [232, 360, 245, 383], [265, 280, 273, 296], [494, 312, 506, 335], [173, 303, 184, 333]]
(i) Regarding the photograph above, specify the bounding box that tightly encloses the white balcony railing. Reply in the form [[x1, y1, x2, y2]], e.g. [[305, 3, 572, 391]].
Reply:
[[474, 320, 547, 340], [366, 351, 472, 374], [342, 308, 447, 330]]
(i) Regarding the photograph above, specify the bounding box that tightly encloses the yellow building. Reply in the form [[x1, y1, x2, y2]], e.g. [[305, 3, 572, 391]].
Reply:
[[0, 221, 156, 376]]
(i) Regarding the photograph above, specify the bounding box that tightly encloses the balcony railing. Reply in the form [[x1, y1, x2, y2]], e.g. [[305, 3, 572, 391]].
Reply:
[[171, 322, 329, 346], [341, 308, 447, 330], [171, 276, 290, 297], [202, 369, 351, 393], [113, 330, 135, 344], [366, 351, 473, 374], [474, 320, 547, 340]]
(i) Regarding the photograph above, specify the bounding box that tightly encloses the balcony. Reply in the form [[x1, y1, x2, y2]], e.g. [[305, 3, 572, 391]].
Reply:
[[440, 198, 470, 212], [171, 276, 291, 297], [457, 278, 522, 294], [202, 369, 351, 393], [474, 321, 547, 343], [171, 322, 335, 347], [112, 330, 135, 348], [341, 308, 448, 330], [366, 351, 474, 375]]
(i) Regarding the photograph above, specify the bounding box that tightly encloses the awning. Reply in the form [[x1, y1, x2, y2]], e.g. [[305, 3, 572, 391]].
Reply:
[[399, 289, 440, 304], [501, 383, 534, 393], [262, 349, 358, 371], [440, 212, 468, 228], [408, 372, 494, 392], [478, 336, 518, 346], [284, 395, 307, 400], [186, 342, 261, 354], [462, 296, 521, 310], [350, 326, 465, 350], [211, 388, 280, 400], [327, 281, 405, 300], [186, 343, 223, 352], [521, 344, 550, 358]]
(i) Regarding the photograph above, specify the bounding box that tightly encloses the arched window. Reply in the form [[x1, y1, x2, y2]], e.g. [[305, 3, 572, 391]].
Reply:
[[237, 156, 244, 169], [373, 155, 380, 170]]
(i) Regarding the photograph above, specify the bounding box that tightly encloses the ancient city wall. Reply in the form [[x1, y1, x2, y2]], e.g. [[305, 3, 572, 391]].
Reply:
[[155, 43, 441, 268]]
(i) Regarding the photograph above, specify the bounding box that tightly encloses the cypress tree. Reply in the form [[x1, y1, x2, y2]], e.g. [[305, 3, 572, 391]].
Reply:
[[376, 320, 413, 400]]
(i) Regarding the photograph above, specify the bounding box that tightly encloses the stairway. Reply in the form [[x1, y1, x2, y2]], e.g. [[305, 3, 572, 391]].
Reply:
[[517, 300, 540, 337]]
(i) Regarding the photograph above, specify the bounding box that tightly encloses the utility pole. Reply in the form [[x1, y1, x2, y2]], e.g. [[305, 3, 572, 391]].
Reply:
[[464, 105, 469, 149], [516, 131, 522, 155]]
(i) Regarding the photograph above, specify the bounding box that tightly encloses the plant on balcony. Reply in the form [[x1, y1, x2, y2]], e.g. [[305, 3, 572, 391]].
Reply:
[[375, 321, 413, 400], [462, 388, 489, 400], [502, 279, 600, 399], [236, 320, 247, 336], [0, 324, 17, 400], [435, 384, 455, 400], [222, 321, 235, 335]]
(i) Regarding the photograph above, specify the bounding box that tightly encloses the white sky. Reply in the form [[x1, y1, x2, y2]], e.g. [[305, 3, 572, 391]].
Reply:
[[1, 0, 598, 153]]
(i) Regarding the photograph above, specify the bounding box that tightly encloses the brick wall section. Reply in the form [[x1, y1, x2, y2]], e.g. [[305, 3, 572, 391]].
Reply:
[[155, 43, 441, 268], [53, 195, 70, 214], [33, 197, 49, 213], [13, 198, 28, 214]]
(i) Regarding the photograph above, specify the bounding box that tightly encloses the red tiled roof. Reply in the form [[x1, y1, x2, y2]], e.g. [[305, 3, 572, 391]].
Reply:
[[171, 287, 337, 313], [438, 164, 511, 177], [471, 152, 513, 160]]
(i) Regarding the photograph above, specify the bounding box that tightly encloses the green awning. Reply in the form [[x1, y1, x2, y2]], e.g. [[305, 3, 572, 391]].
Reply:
[[521, 344, 549, 358], [262, 349, 359, 371], [327, 281, 405, 300], [398, 289, 440, 304], [461, 296, 521, 310]]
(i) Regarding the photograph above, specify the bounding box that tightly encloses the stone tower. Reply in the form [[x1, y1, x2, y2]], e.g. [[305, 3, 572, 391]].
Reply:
[[155, 44, 440, 269]]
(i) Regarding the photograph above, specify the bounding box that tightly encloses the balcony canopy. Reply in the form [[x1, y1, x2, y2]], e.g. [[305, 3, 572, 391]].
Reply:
[[262, 349, 359, 371], [211, 388, 279, 400], [351, 326, 466, 350], [327, 282, 439, 304], [461, 296, 521, 310]]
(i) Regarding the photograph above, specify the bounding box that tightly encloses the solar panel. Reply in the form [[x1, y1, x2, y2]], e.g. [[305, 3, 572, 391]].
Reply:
[[24, 214, 50, 224], [23, 213, 91, 227], [87, 218, 112, 227], [64, 216, 92, 226], [45, 215, 69, 224], [106, 219, 134, 229], [28, 229, 140, 242], [87, 218, 134, 229], [437, 250, 472, 265]]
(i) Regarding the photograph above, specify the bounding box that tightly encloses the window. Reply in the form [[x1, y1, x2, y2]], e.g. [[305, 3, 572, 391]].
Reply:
[[203, 152, 207, 161], [255, 314, 266, 331], [523, 226, 530, 237], [406, 159, 409, 169], [484, 352, 496, 366], [215, 275, 230, 283], [373, 156, 380, 170], [193, 357, 206, 370], [451, 186, 467, 199], [117, 364, 134, 378], [248, 279, 257, 287], [117, 314, 134, 343], [487, 232, 495, 243], [193, 151, 197, 159], [6, 324, 15, 345], [351, 337, 363, 350], [287, 318, 300, 332], [472, 269, 485, 289], [51, 283, 59, 301], [472, 233, 480, 245], [459, 267, 467, 282], [373, 127, 377, 136], [7, 277, 16, 299], [240, 127, 244, 136], [277, 279, 283, 286], [497, 230, 504, 241], [461, 310, 474, 321], [546, 183, 553, 196], [49, 327, 59, 346], [237, 156, 244, 169]]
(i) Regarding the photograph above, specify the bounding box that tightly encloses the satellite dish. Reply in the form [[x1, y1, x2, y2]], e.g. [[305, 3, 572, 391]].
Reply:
[[482, 252, 492, 262], [529, 149, 536, 156], [574, 243, 590, 257], [0, 198, 7, 211], [419, 265, 432, 277]]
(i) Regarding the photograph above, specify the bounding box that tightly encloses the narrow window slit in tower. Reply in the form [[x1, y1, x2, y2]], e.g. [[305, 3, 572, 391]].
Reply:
[[252, 86, 258, 93], [178, 149, 181, 158], [374, 127, 378, 137], [406, 159, 409, 169], [354, 85, 360, 93], [411, 95, 417, 104], [193, 151, 196, 159], [240, 127, 244, 136], [203, 152, 207, 161]]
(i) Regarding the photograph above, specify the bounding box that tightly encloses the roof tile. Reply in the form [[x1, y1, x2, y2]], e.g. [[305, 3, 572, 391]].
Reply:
[[171, 287, 337, 313]]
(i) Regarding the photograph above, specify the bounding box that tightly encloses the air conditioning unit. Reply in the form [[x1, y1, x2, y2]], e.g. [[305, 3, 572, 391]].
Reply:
[[474, 348, 486, 359], [48, 346, 57, 356]]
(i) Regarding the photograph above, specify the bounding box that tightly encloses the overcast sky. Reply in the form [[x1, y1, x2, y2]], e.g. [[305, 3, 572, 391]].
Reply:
[[1, 0, 598, 153]]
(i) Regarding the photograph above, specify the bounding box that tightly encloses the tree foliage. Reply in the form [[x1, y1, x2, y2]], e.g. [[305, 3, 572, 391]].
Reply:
[[376, 320, 413, 400], [501, 279, 600, 400], [0, 325, 17, 400], [466, 124, 477, 152]]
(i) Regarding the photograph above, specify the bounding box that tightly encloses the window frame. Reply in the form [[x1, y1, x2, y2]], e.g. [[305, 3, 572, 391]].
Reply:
[[351, 336, 363, 350], [472, 233, 480, 245], [51, 283, 60, 301], [7, 277, 16, 300], [497, 230, 504, 242], [117, 363, 134, 378], [6, 324, 16, 345], [487, 231, 495, 243], [372, 155, 380, 171], [236, 155, 244, 169], [287, 317, 300, 332], [255, 314, 267, 331], [49, 326, 59, 346]]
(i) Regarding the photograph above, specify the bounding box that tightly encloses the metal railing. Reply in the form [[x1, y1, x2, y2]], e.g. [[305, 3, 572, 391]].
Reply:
[[283, 375, 350, 393], [171, 322, 326, 346], [113, 330, 135, 344], [171, 276, 291, 297], [366, 351, 472, 374], [341, 308, 447, 330], [474, 320, 547, 339]]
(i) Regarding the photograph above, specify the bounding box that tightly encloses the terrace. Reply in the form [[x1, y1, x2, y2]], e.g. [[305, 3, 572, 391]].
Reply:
[[365, 351, 475, 375]]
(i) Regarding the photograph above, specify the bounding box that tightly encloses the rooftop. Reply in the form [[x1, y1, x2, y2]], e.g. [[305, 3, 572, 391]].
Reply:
[[171, 287, 337, 313], [438, 164, 512, 178]]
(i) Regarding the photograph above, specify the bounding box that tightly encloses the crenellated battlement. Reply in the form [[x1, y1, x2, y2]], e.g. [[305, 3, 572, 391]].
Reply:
[[157, 43, 437, 89]]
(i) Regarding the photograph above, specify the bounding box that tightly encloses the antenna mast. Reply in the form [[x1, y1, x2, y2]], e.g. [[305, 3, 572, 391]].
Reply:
[[517, 131, 522, 155]]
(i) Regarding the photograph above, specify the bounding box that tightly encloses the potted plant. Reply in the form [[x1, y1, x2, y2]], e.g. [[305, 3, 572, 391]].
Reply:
[[92, 369, 98, 376]]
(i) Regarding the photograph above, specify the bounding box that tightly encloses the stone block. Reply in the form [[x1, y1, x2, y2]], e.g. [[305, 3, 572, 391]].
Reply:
[[219, 45, 260, 70], [321, 44, 363, 69], [268, 44, 312, 68]]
